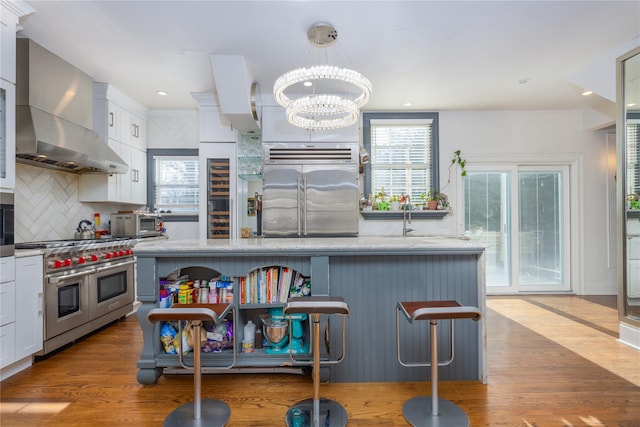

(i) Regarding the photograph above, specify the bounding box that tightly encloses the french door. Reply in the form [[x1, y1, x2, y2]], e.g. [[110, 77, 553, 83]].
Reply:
[[464, 165, 571, 293]]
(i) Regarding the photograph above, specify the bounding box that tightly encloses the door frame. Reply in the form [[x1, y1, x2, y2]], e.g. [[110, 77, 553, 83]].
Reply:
[[460, 154, 582, 295]]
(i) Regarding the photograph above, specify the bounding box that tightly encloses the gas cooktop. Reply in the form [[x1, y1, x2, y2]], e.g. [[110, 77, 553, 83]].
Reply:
[[16, 237, 132, 249]]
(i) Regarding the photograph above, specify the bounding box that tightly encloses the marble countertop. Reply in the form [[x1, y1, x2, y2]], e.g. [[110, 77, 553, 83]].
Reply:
[[134, 235, 485, 256]]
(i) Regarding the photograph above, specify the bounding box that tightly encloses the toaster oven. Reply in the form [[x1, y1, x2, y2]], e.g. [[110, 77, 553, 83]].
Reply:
[[110, 212, 162, 238]]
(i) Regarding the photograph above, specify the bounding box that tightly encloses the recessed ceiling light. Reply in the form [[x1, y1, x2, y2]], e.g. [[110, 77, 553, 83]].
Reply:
[[157, 91, 168, 96], [403, 102, 413, 107], [518, 78, 530, 85], [627, 103, 636, 107], [582, 90, 593, 96], [303, 81, 313, 87]]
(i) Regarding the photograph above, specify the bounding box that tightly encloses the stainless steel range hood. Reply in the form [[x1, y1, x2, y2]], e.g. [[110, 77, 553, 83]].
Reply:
[[15, 38, 128, 174]]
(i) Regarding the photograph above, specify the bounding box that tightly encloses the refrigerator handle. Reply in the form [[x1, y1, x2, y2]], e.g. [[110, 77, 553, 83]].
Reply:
[[303, 178, 308, 236], [297, 177, 302, 236]]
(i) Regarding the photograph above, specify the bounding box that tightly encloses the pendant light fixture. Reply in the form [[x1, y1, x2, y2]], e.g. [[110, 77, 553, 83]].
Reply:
[[273, 23, 372, 130]]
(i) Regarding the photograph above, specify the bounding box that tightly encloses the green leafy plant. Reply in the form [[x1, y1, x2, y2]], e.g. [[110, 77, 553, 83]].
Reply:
[[439, 149, 467, 195]]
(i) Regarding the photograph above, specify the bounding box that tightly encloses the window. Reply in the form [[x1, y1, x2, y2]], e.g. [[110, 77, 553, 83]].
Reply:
[[362, 112, 439, 203], [147, 149, 199, 220]]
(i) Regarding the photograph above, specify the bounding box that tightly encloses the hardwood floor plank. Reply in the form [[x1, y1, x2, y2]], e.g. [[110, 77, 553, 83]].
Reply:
[[1, 295, 639, 426]]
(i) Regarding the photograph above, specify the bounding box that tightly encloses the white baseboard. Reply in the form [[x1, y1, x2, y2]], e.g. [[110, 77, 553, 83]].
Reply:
[[619, 322, 640, 350]]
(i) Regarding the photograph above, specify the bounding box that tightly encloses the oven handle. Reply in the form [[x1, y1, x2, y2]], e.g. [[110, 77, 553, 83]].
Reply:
[[95, 259, 137, 272], [48, 269, 95, 283]]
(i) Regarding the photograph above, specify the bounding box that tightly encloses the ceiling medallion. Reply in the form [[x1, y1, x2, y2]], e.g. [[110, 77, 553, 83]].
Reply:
[[273, 23, 372, 130]]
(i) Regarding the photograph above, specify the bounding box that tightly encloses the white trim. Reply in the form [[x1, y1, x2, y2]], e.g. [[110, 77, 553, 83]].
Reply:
[[619, 322, 640, 350]]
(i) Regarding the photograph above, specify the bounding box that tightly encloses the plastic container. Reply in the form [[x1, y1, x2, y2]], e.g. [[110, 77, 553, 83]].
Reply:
[[243, 320, 256, 344]]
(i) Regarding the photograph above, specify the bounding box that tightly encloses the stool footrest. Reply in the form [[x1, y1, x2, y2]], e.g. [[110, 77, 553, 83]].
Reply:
[[163, 399, 231, 427], [403, 396, 469, 427], [285, 398, 348, 427]]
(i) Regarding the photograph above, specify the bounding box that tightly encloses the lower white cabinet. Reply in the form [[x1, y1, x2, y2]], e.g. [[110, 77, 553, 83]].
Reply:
[[15, 255, 43, 359], [0, 255, 43, 375]]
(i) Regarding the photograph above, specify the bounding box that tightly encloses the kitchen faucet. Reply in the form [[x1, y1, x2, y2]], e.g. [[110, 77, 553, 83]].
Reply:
[[403, 195, 413, 236]]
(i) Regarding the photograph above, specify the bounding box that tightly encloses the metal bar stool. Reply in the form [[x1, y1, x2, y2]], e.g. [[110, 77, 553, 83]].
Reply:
[[147, 303, 234, 427], [396, 300, 481, 427], [283, 296, 350, 427]]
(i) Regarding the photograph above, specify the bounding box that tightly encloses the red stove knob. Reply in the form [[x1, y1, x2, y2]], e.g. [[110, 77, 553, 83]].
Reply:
[[63, 259, 72, 267], [112, 251, 119, 258], [52, 259, 63, 269], [76, 256, 86, 265], [104, 252, 112, 259], [118, 250, 125, 257], [90, 254, 99, 262], [127, 249, 134, 255]]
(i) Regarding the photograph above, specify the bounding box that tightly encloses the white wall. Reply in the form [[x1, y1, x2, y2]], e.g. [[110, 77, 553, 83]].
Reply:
[[442, 110, 615, 295]]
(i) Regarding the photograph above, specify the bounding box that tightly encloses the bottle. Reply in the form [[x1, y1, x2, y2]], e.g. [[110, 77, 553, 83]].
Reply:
[[243, 320, 256, 343], [94, 212, 101, 229]]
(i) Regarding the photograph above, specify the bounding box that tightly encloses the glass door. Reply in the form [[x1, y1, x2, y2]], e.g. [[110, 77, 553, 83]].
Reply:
[[464, 165, 571, 293]]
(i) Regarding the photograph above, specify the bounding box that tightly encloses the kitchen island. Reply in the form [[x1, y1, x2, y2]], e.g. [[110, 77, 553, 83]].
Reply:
[[134, 236, 486, 385]]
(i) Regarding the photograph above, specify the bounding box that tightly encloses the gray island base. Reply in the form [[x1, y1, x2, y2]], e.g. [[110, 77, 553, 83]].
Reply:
[[134, 236, 486, 385]]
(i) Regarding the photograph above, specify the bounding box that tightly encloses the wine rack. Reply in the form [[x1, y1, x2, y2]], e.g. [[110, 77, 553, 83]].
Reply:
[[208, 158, 230, 239]]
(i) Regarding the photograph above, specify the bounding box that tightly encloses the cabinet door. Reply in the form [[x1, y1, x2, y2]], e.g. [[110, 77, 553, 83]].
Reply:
[[78, 138, 121, 202], [0, 281, 15, 326], [0, 323, 16, 369], [15, 256, 43, 359], [130, 147, 147, 203], [1, 80, 16, 190], [107, 101, 122, 141]]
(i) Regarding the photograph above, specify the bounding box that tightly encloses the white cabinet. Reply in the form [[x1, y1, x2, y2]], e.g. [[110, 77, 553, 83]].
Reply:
[[80, 83, 148, 204], [15, 255, 43, 359], [261, 105, 359, 143], [0, 79, 16, 190], [0, 255, 43, 376], [0, 256, 16, 369]]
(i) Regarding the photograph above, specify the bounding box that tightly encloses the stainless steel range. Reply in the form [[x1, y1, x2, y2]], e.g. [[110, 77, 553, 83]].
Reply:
[[16, 238, 136, 355]]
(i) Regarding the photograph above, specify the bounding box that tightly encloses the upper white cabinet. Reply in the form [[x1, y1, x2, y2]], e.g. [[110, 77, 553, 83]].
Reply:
[[0, 0, 31, 190], [79, 83, 148, 205], [261, 105, 359, 143]]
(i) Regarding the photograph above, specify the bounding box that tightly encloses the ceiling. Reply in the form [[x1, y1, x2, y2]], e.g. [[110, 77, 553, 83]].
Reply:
[[14, 1, 640, 114]]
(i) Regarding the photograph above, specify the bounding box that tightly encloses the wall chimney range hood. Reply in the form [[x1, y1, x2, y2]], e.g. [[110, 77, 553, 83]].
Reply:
[[15, 38, 128, 174]]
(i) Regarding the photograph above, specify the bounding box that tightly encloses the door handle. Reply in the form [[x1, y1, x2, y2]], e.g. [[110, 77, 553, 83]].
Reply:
[[297, 178, 301, 236], [95, 259, 136, 272], [303, 178, 308, 236]]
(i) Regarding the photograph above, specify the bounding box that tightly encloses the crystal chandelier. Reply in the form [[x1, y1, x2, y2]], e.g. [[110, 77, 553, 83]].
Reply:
[[273, 23, 372, 130]]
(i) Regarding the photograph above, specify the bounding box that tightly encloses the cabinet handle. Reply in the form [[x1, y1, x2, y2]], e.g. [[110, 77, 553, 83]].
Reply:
[[109, 112, 114, 127], [132, 123, 139, 138], [133, 169, 139, 182], [38, 292, 43, 316]]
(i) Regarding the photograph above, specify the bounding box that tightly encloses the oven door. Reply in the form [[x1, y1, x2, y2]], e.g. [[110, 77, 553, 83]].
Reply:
[[89, 259, 135, 320], [46, 269, 91, 340]]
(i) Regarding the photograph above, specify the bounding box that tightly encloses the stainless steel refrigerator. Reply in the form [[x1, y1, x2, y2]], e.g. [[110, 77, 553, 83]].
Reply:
[[262, 142, 359, 237]]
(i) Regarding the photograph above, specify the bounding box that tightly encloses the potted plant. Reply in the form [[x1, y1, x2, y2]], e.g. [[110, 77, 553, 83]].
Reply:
[[390, 194, 401, 211], [426, 189, 440, 210]]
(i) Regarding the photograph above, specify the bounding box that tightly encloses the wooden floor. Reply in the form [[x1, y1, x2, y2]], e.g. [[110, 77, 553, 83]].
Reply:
[[1, 295, 639, 426]]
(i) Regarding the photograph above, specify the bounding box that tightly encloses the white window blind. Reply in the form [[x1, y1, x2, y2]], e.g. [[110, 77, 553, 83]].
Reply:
[[628, 121, 640, 196], [153, 156, 199, 213], [370, 120, 432, 201]]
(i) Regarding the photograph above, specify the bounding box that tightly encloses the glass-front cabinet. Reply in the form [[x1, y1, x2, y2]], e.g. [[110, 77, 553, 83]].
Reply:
[[617, 45, 640, 344], [0, 80, 15, 190]]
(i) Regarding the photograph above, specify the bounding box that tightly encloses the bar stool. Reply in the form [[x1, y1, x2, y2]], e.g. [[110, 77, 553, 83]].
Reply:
[[396, 300, 481, 427], [283, 296, 350, 427], [147, 303, 234, 427]]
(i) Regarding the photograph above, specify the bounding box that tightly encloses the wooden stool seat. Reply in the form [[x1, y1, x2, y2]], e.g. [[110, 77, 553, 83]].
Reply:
[[396, 300, 481, 427], [147, 303, 233, 427], [283, 296, 350, 427]]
